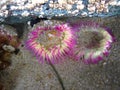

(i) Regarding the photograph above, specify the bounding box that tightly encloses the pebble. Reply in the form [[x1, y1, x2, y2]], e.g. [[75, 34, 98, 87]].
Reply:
[[88, 4, 96, 12], [77, 1, 83, 4], [109, 1, 117, 6], [72, 10, 79, 15], [58, 0, 67, 4], [77, 4, 85, 10], [2, 45, 15, 52], [88, 0, 96, 4], [81, 12, 88, 17], [103, 62, 107, 66], [31, 0, 46, 5], [117, 1, 120, 6], [21, 11, 30, 17], [66, 4, 72, 10], [0, 0, 119, 18]]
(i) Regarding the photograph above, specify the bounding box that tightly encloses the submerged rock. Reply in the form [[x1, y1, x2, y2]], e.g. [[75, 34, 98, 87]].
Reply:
[[0, 0, 120, 23]]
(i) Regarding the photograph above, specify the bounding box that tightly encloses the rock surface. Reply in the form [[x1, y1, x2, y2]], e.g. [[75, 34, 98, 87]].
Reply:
[[0, 16, 120, 90], [0, 0, 120, 23]]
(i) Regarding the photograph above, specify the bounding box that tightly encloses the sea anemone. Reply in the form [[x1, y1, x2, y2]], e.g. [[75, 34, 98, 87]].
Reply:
[[71, 21, 114, 64], [0, 24, 19, 70], [25, 20, 76, 64]]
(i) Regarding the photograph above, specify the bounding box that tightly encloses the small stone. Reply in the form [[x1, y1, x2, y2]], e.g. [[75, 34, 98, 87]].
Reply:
[[2, 45, 15, 52], [81, 12, 88, 17], [67, 0, 75, 4], [66, 4, 72, 10], [72, 10, 79, 14], [22, 11, 29, 17], [109, 1, 117, 6], [88, 0, 96, 4], [1, 5, 7, 10], [77, 4, 84, 10], [32, 0, 46, 5], [49, 3, 54, 8], [58, 0, 67, 4], [77, 1, 83, 4], [88, 4, 96, 12], [117, 1, 120, 6], [103, 62, 107, 66]]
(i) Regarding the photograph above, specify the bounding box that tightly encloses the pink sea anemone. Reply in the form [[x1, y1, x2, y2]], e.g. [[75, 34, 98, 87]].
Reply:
[[25, 21, 76, 64], [71, 21, 114, 64]]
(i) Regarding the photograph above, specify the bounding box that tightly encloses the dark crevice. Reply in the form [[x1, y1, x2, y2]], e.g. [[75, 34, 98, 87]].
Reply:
[[47, 61, 65, 90]]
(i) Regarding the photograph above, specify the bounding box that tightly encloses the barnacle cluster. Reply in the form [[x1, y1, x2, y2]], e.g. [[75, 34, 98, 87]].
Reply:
[[0, 0, 119, 18]]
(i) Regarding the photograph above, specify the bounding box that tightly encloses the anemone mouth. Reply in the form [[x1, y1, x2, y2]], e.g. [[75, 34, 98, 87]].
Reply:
[[26, 22, 75, 64], [74, 24, 113, 64], [36, 29, 65, 50], [77, 28, 104, 49]]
